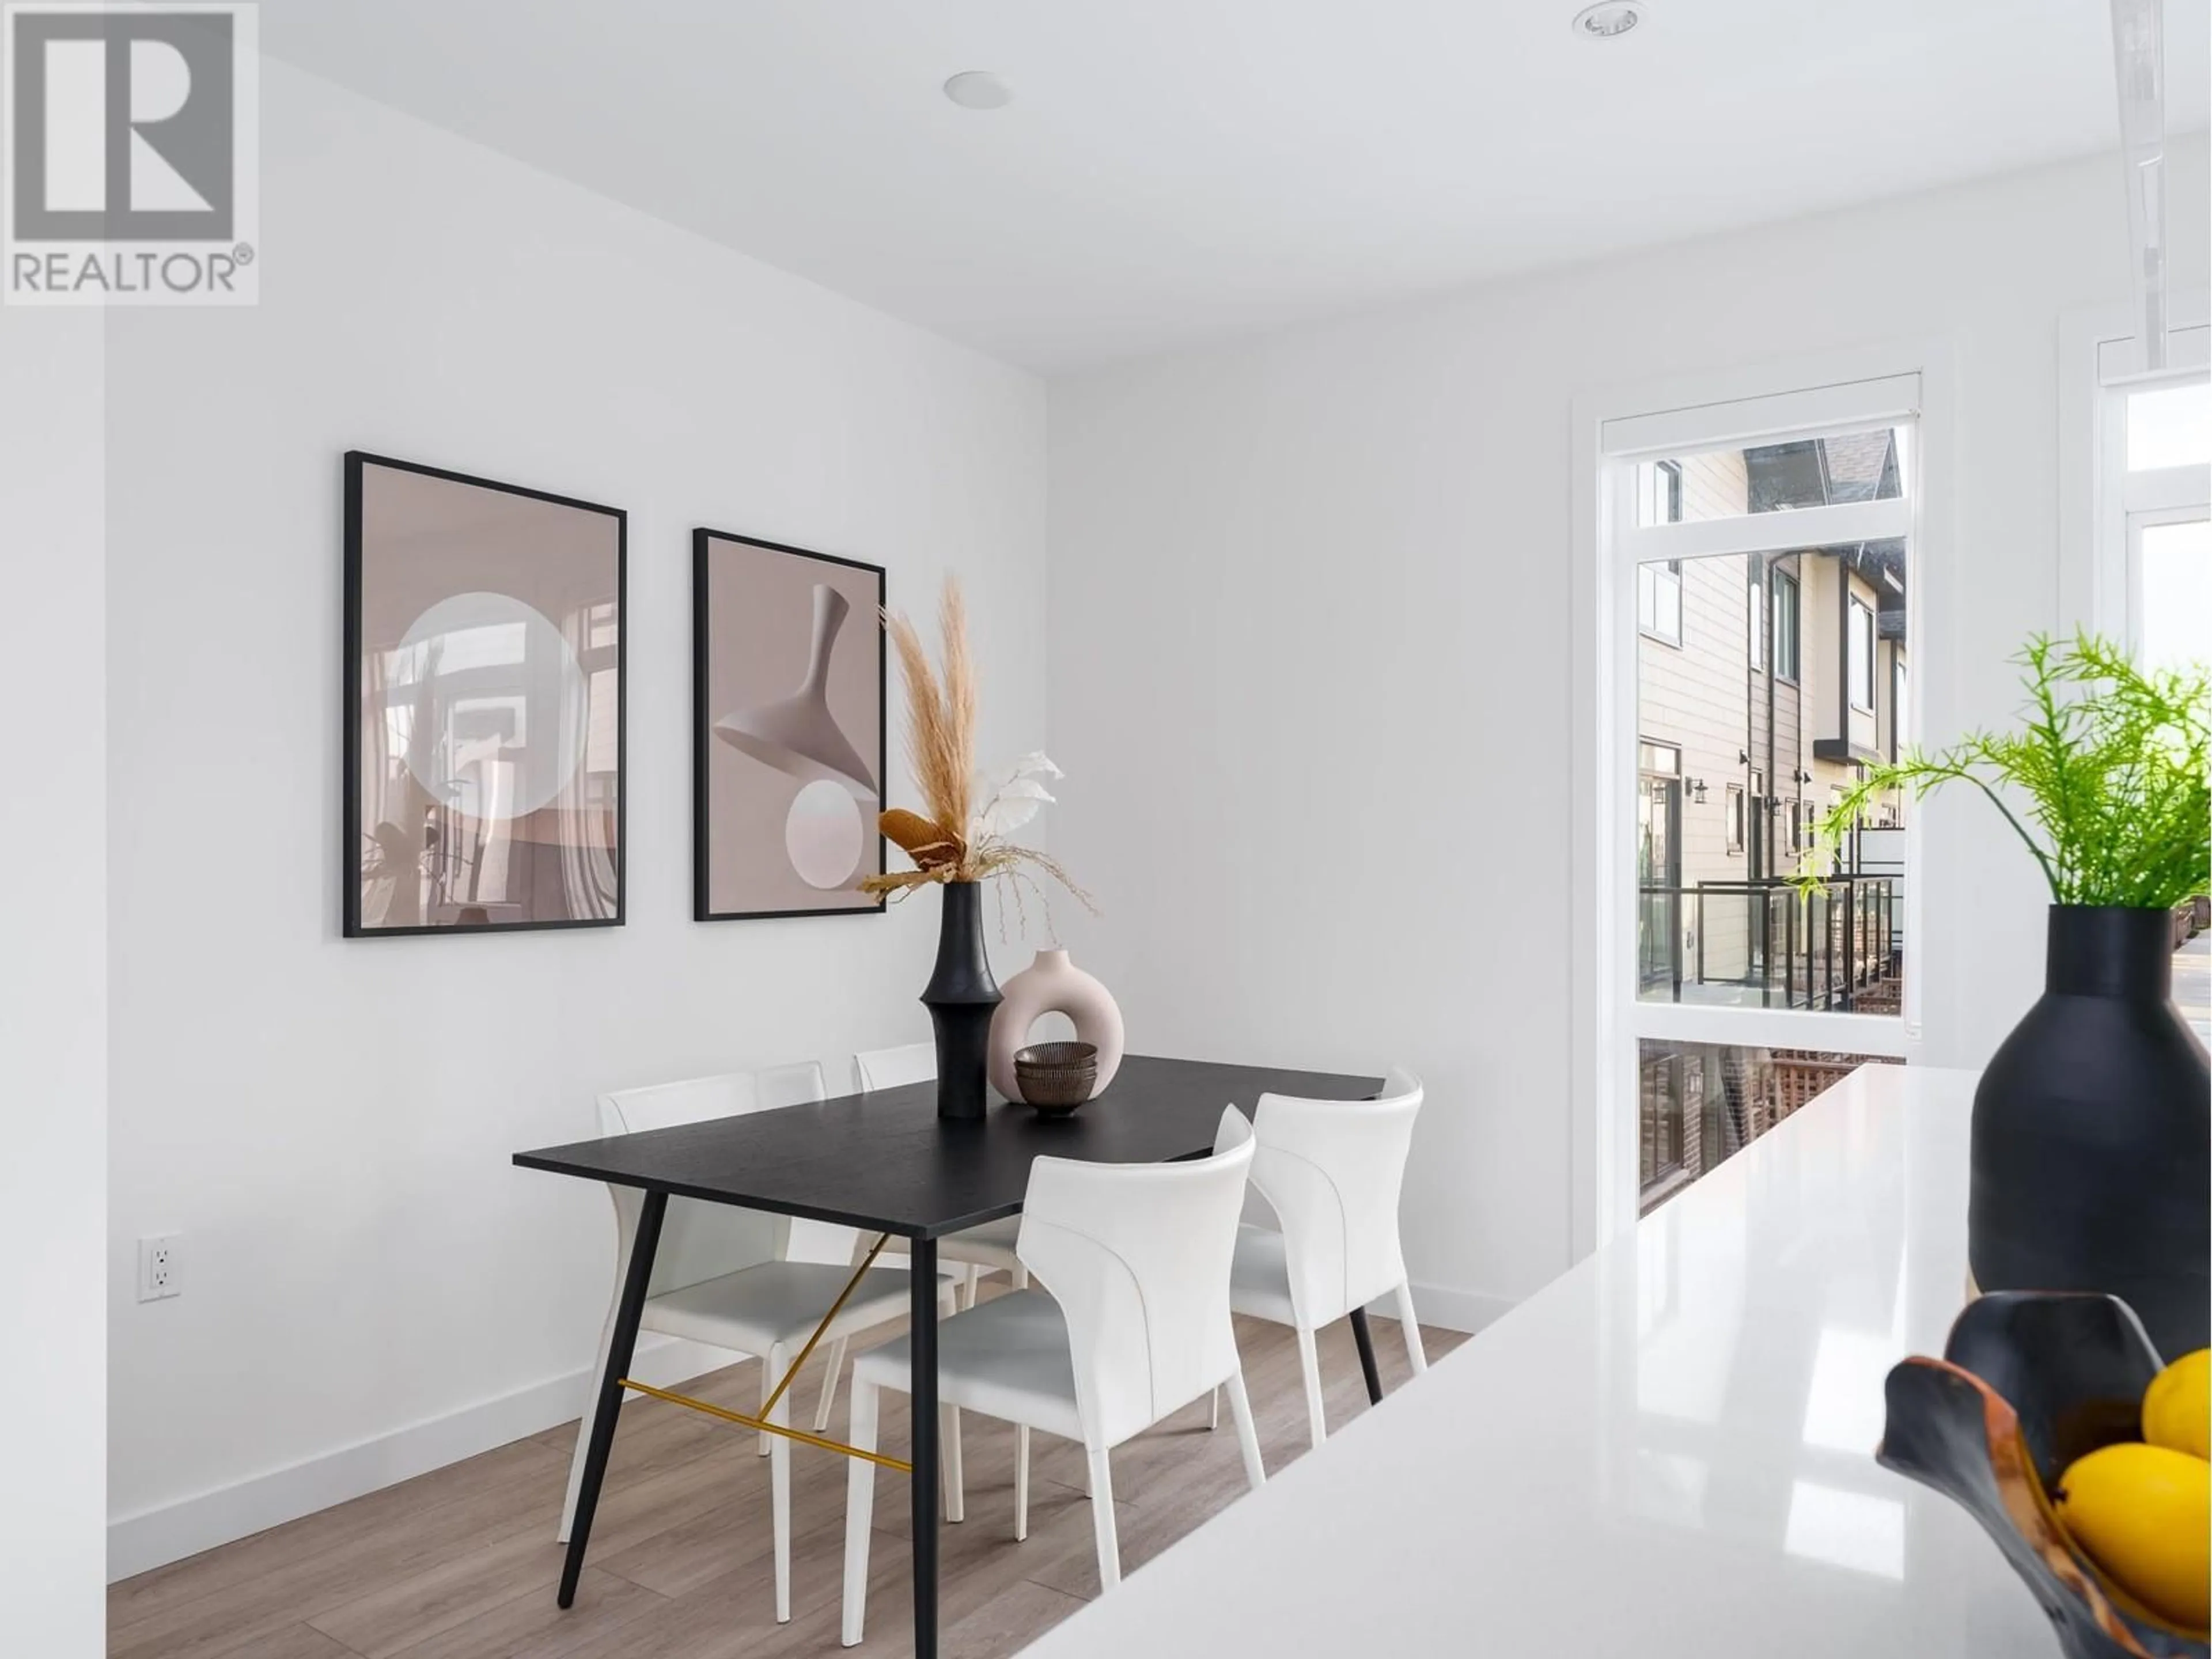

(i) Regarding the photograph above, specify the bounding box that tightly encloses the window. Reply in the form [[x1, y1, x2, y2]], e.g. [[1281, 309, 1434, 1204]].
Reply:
[[2127, 381, 2211, 472], [1639, 459, 1684, 526], [1637, 1044, 1901, 1215], [1891, 659, 1908, 762], [1638, 560, 1683, 646], [1643, 429, 1904, 524], [1771, 570, 1800, 681], [2116, 372, 2211, 676], [1597, 374, 1920, 1241], [2075, 318, 2209, 668], [1620, 430, 1914, 1033], [1848, 598, 1875, 711], [2137, 518, 2211, 673]]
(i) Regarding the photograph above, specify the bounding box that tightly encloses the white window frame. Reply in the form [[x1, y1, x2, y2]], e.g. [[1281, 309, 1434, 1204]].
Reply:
[[2060, 296, 2211, 645], [1571, 346, 1949, 1259]]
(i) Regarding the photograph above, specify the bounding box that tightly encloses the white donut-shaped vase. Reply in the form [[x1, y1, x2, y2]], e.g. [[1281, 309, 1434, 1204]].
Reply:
[[987, 949, 1125, 1102]]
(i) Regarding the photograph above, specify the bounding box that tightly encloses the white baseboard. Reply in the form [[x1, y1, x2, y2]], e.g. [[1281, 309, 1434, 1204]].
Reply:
[[112, 1280, 1518, 1582], [1364, 1280, 1516, 1336], [105, 1334, 732, 1584]]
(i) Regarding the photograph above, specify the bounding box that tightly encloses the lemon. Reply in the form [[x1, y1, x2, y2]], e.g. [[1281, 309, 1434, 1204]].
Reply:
[[2145, 1350, 2211, 1461], [2054, 1442, 2211, 1631]]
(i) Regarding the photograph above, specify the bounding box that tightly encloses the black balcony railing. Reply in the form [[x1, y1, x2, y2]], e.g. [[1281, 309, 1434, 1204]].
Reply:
[[1637, 875, 1901, 1011]]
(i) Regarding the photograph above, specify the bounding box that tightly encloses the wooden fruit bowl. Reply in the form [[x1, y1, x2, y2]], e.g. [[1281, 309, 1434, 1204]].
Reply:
[[1880, 1291, 2206, 1659]]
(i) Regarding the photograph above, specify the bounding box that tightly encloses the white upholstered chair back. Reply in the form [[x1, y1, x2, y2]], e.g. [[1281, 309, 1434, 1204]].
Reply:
[[1248, 1066, 1423, 1327], [1016, 1105, 1255, 1451], [851, 1042, 936, 1093], [594, 1063, 847, 1293]]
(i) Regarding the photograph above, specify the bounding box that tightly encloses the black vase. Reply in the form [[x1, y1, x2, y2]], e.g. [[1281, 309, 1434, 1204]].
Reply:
[[922, 881, 999, 1120], [1969, 906, 2210, 1361]]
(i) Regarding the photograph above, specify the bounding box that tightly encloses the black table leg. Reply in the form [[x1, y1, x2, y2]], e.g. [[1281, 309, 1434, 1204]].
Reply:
[[910, 1236, 939, 1659], [1348, 1306, 1384, 1406], [558, 1188, 666, 1609]]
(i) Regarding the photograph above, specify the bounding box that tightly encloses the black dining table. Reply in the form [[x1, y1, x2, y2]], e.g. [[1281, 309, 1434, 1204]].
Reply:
[[513, 1052, 1381, 1658]]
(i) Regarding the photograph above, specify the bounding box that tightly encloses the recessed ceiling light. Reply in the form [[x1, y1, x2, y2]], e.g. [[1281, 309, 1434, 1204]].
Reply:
[[943, 71, 1013, 111], [1573, 2, 1645, 39]]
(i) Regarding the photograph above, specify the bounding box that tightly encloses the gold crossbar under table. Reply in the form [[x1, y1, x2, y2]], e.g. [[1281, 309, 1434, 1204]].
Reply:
[[612, 1229, 914, 1475]]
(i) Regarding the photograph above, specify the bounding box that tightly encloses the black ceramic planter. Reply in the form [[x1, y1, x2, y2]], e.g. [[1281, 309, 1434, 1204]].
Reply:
[[1969, 906, 2210, 1361], [922, 881, 999, 1119]]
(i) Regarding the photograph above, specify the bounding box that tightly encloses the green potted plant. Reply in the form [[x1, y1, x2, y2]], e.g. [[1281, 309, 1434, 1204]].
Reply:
[[1810, 634, 2209, 1359]]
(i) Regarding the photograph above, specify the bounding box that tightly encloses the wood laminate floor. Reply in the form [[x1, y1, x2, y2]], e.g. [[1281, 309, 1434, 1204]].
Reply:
[[109, 1308, 1463, 1659]]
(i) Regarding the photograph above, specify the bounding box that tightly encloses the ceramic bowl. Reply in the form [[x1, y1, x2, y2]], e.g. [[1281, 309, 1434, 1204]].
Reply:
[[1013, 1041, 1099, 1115], [1878, 1291, 2204, 1659]]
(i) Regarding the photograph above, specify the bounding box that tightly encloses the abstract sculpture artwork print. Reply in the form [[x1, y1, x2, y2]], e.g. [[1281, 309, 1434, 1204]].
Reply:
[[343, 452, 626, 937], [694, 528, 886, 919]]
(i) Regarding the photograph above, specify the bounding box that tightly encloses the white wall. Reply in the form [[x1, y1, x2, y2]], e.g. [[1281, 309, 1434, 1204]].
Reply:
[[1046, 141, 2211, 1322], [97, 53, 2207, 1580], [104, 59, 1046, 1574], [0, 310, 108, 1649]]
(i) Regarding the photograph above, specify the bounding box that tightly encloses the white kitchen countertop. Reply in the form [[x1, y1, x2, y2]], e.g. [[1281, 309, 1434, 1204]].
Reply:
[[1024, 1064, 2057, 1657]]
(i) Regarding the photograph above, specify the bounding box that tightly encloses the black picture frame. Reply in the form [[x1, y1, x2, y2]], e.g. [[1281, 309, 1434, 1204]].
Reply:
[[342, 450, 627, 938], [693, 527, 887, 922]]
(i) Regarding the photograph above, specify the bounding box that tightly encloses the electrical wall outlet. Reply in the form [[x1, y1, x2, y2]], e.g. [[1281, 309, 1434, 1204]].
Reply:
[[138, 1234, 181, 1302]]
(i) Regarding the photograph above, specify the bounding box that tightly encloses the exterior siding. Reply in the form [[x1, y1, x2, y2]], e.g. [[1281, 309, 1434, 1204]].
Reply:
[[1638, 453, 1755, 984], [1639, 527, 1907, 993]]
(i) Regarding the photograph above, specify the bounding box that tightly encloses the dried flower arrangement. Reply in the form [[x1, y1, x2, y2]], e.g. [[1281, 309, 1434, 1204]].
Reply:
[[860, 577, 1094, 932]]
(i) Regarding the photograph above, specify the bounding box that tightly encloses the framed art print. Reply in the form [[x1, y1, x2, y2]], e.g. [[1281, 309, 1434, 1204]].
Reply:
[[694, 529, 885, 920], [343, 452, 625, 936]]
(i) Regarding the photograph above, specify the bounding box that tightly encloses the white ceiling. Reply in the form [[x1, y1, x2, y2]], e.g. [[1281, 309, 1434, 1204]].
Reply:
[[263, 1, 2210, 374]]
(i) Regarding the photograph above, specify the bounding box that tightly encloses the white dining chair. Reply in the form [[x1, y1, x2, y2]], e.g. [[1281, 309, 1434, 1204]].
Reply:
[[807, 1043, 1031, 1437], [853, 1043, 1029, 1304], [558, 1063, 961, 1624], [851, 1041, 938, 1093], [1213, 1065, 1428, 1448], [854, 1039, 1026, 1300], [839, 1107, 1266, 1642]]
